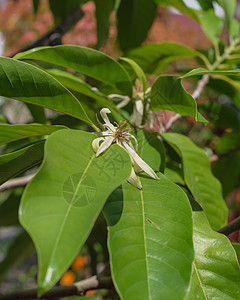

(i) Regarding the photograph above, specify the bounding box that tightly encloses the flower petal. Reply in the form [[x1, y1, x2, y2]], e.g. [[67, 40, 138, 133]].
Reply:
[[100, 108, 115, 131], [92, 137, 105, 153], [128, 168, 142, 189], [96, 136, 115, 157], [123, 142, 159, 180]]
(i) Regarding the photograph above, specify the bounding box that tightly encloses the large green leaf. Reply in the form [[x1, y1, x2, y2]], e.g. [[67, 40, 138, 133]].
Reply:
[[19, 129, 132, 295], [162, 133, 228, 230], [117, 0, 157, 51], [137, 129, 165, 172], [217, 131, 240, 154], [94, 0, 114, 48], [0, 124, 65, 146], [119, 57, 148, 91], [154, 0, 199, 22], [200, 102, 240, 130], [0, 57, 91, 125], [14, 45, 132, 97], [216, 0, 236, 29], [0, 141, 44, 185], [0, 191, 21, 226], [197, 9, 223, 44], [104, 174, 193, 300], [49, 0, 82, 23], [185, 211, 240, 299], [196, 0, 214, 10], [46, 69, 116, 109], [150, 76, 207, 123], [0, 231, 34, 283], [182, 67, 240, 78], [126, 42, 200, 75], [213, 151, 240, 197]]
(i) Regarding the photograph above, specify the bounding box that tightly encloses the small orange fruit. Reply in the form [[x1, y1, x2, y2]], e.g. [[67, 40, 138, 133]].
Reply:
[[60, 270, 75, 286], [71, 255, 87, 271]]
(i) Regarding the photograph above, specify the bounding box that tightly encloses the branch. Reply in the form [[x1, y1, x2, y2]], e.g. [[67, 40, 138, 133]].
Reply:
[[218, 216, 240, 236], [164, 74, 210, 132], [11, 7, 84, 57], [0, 174, 35, 192], [0, 276, 113, 300]]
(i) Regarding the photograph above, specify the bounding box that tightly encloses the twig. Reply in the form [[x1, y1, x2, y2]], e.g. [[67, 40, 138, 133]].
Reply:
[[218, 216, 240, 236], [0, 174, 35, 192], [164, 74, 210, 132], [0, 275, 113, 300]]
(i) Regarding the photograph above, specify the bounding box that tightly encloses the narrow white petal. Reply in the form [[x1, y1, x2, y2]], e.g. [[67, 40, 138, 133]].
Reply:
[[127, 168, 142, 189], [123, 142, 159, 180], [92, 137, 105, 153], [96, 136, 115, 157], [129, 134, 138, 152], [94, 131, 112, 137], [100, 108, 115, 131]]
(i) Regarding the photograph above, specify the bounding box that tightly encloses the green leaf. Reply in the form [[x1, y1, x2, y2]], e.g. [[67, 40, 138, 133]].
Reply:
[[46, 69, 116, 109], [200, 102, 240, 130], [19, 129, 132, 295], [217, 131, 240, 154], [150, 76, 208, 124], [154, 0, 199, 22], [185, 211, 240, 299], [137, 129, 165, 172], [0, 57, 92, 125], [0, 191, 21, 227], [162, 133, 228, 230], [126, 42, 200, 75], [213, 151, 240, 196], [197, 9, 223, 44], [229, 18, 239, 38], [104, 174, 194, 300], [26, 103, 47, 124], [0, 124, 65, 146], [182, 67, 240, 78], [232, 243, 240, 255], [216, 0, 236, 29], [49, 0, 82, 23], [33, 0, 39, 13], [119, 57, 148, 91], [117, 0, 157, 51], [14, 45, 132, 97], [164, 167, 185, 185], [0, 231, 34, 282], [196, 0, 214, 10], [0, 141, 44, 185], [94, 0, 114, 48]]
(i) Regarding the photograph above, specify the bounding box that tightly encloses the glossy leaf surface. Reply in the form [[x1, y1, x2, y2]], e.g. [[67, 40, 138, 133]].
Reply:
[[126, 42, 199, 74], [162, 133, 228, 230], [120, 57, 148, 91], [0, 124, 65, 145], [186, 212, 240, 299], [182, 67, 240, 78], [151, 76, 207, 123], [0, 141, 44, 185], [117, 0, 157, 51], [94, 0, 114, 48], [0, 57, 91, 124], [19, 129, 132, 295], [104, 174, 193, 300], [14, 45, 132, 96], [136, 129, 165, 172]]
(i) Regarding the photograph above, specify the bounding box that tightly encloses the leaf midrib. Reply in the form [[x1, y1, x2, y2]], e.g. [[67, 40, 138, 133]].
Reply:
[[45, 153, 95, 277]]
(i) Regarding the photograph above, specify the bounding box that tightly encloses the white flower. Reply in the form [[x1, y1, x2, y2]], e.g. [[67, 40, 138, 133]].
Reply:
[[92, 108, 159, 189]]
